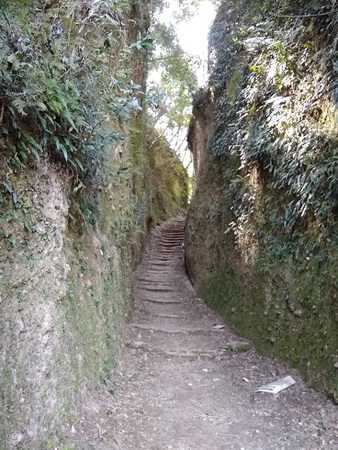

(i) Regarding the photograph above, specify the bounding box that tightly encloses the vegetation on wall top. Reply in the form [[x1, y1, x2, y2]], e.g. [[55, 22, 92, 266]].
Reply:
[[147, 127, 189, 222], [0, 0, 151, 185], [186, 0, 338, 401], [208, 0, 338, 264]]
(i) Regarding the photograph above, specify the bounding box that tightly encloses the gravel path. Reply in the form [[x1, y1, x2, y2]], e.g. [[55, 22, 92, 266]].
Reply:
[[68, 216, 338, 449]]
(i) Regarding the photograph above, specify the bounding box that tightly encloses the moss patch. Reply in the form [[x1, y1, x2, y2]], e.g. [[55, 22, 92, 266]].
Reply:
[[197, 256, 338, 398], [186, 0, 338, 400]]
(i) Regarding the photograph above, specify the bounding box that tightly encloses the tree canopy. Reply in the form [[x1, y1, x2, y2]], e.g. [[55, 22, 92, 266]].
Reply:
[[147, 1, 202, 162]]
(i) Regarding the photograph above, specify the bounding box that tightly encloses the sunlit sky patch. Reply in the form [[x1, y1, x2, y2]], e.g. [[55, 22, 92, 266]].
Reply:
[[153, 1, 216, 171], [176, 1, 216, 84], [161, 1, 216, 85]]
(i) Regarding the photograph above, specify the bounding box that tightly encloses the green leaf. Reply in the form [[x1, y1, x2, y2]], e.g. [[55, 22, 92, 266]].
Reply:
[[30, 145, 41, 160], [73, 157, 84, 171], [24, 219, 33, 232], [68, 157, 77, 169], [103, 14, 119, 27], [41, 131, 48, 148], [1, 181, 13, 194], [60, 144, 68, 161], [63, 110, 77, 130], [37, 113, 47, 130], [73, 181, 84, 193], [36, 102, 48, 112], [141, 37, 154, 47], [53, 136, 60, 150], [12, 97, 27, 116]]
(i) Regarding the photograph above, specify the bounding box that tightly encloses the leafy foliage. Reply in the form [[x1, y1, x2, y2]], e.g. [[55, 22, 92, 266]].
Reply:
[[147, 7, 199, 159], [187, 0, 338, 401], [208, 0, 338, 263], [0, 0, 149, 184], [147, 127, 189, 222]]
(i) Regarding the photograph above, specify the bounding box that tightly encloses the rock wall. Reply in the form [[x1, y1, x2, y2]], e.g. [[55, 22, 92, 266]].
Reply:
[[0, 1, 187, 448], [186, 0, 338, 400], [148, 128, 189, 223]]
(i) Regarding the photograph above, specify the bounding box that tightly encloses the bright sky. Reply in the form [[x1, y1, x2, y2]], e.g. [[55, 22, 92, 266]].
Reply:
[[155, 1, 216, 172], [176, 1, 216, 84], [161, 1, 216, 85]]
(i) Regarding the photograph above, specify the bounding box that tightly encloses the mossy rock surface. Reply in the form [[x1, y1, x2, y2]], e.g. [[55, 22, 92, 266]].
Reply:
[[186, 0, 338, 401]]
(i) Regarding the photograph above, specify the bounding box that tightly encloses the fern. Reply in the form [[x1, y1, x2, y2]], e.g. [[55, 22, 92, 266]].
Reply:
[[0, 0, 135, 189], [11, 97, 27, 116]]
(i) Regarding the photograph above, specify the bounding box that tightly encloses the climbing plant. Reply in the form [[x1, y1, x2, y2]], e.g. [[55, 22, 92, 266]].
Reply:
[[146, 3, 199, 158], [0, 0, 150, 183], [207, 0, 338, 264]]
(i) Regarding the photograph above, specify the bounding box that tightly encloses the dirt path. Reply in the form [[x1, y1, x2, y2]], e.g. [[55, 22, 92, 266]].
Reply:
[[69, 216, 338, 449]]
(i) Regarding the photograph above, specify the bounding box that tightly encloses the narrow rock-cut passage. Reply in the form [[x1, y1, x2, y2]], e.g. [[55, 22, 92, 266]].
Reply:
[[108, 216, 338, 450], [69, 216, 338, 449]]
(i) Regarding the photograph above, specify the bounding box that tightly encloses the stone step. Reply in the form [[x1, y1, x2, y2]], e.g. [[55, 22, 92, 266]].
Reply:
[[149, 258, 172, 263], [126, 341, 224, 359], [147, 313, 187, 319], [147, 261, 170, 266], [136, 279, 175, 286], [139, 297, 183, 305], [134, 302, 192, 317], [126, 329, 229, 353], [138, 286, 175, 293], [138, 294, 178, 301], [152, 251, 175, 254], [130, 323, 227, 335]]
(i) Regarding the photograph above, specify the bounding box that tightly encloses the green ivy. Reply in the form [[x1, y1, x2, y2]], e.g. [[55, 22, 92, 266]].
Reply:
[[0, 1, 149, 184], [209, 0, 338, 263]]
